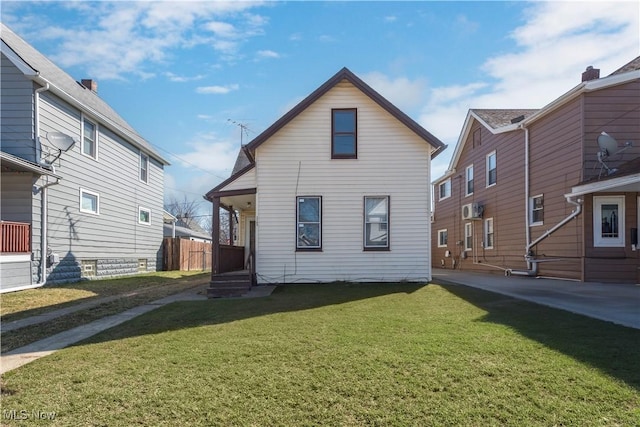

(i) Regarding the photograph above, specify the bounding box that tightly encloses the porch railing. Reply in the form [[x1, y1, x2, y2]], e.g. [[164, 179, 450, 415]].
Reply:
[[219, 245, 245, 274], [1, 221, 31, 253]]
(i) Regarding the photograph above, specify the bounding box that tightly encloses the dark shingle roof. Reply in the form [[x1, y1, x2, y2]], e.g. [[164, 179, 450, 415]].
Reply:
[[1, 23, 169, 164], [231, 147, 253, 175], [608, 56, 640, 76], [472, 109, 539, 129]]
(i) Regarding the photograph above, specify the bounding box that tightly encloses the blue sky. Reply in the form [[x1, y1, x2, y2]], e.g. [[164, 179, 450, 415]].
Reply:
[[2, 1, 638, 218]]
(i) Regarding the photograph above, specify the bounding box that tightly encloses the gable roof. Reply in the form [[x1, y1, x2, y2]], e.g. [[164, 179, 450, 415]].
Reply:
[[608, 56, 640, 76], [435, 57, 640, 184], [472, 109, 539, 130], [245, 67, 446, 157], [0, 23, 169, 165], [435, 108, 538, 183]]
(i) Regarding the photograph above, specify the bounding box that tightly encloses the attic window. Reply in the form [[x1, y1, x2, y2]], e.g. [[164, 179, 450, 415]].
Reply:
[[332, 109, 357, 159]]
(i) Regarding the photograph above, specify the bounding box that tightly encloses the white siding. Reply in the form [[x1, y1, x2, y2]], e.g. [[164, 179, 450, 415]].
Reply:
[[219, 167, 256, 192], [255, 81, 432, 283]]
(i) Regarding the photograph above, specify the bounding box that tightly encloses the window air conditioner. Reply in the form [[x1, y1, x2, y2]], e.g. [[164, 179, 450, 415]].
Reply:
[[462, 203, 483, 220]]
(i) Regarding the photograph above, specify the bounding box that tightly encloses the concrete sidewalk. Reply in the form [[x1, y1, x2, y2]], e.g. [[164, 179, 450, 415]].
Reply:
[[432, 268, 640, 329], [3, 293, 135, 333], [1, 285, 276, 374]]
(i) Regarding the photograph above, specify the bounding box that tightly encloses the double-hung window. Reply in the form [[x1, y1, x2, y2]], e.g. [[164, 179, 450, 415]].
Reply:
[[486, 151, 497, 187], [332, 109, 357, 158], [530, 195, 544, 226], [82, 117, 97, 159], [80, 188, 99, 214], [594, 196, 624, 247], [464, 223, 473, 251], [438, 229, 448, 248], [484, 218, 494, 249], [297, 196, 321, 250], [140, 153, 149, 183], [465, 165, 474, 196], [364, 196, 389, 250], [439, 179, 451, 200]]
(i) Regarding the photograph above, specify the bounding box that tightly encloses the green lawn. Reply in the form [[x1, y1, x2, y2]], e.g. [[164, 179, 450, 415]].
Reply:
[[1, 271, 209, 320], [2, 283, 638, 426], [1, 271, 209, 353]]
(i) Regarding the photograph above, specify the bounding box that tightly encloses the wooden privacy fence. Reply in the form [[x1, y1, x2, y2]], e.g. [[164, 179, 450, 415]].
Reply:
[[163, 238, 212, 271]]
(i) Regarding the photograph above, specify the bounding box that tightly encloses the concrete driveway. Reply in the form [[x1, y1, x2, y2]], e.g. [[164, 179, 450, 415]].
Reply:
[[432, 268, 640, 330]]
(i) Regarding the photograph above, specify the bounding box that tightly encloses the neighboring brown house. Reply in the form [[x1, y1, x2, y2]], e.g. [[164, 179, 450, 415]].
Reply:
[[432, 57, 640, 283]]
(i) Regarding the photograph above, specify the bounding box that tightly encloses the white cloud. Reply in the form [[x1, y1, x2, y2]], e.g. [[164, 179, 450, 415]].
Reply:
[[196, 84, 240, 94], [205, 21, 238, 38], [318, 35, 337, 43], [419, 0, 639, 178], [257, 49, 280, 59], [361, 72, 428, 111], [165, 72, 205, 83], [453, 14, 479, 35], [6, 1, 268, 80], [176, 132, 241, 177], [384, 15, 397, 23]]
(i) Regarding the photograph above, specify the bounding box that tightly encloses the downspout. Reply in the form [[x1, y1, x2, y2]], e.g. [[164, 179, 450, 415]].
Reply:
[[34, 82, 50, 165], [523, 125, 531, 267], [34, 177, 60, 286], [507, 195, 582, 277], [506, 123, 583, 277]]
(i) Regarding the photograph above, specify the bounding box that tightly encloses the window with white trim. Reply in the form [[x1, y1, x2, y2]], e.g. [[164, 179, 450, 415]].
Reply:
[[139, 207, 151, 225], [140, 152, 149, 183], [80, 188, 99, 214], [438, 229, 448, 248], [464, 222, 473, 251], [486, 151, 497, 187], [364, 196, 389, 250], [439, 179, 451, 200], [82, 117, 97, 159], [465, 165, 474, 196], [594, 196, 624, 247], [530, 195, 544, 226], [484, 218, 494, 249], [297, 196, 321, 250]]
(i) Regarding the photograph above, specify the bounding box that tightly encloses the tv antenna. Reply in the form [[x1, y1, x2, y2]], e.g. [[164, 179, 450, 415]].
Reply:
[[596, 131, 633, 177], [228, 119, 252, 147]]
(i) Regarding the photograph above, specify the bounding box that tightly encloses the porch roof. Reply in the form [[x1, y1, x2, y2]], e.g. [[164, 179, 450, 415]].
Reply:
[[1, 151, 62, 178], [568, 157, 640, 197]]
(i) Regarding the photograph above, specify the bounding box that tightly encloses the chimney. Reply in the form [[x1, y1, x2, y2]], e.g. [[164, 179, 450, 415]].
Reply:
[[581, 66, 600, 82], [81, 79, 98, 93]]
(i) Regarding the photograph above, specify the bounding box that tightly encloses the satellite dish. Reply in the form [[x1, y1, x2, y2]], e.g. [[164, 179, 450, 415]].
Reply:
[[46, 131, 76, 152], [597, 132, 618, 157]]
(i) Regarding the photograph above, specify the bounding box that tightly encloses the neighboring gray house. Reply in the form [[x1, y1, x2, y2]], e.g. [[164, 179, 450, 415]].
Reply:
[[1, 23, 170, 292], [163, 210, 212, 243]]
